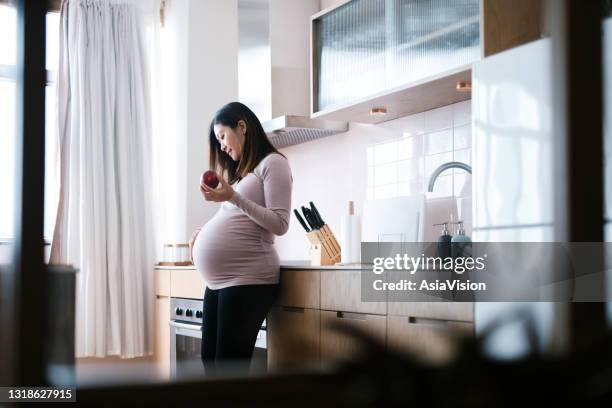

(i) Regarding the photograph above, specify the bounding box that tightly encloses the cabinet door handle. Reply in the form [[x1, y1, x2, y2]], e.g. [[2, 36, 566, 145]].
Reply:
[[282, 306, 305, 313], [336, 311, 367, 320], [408, 316, 448, 326]]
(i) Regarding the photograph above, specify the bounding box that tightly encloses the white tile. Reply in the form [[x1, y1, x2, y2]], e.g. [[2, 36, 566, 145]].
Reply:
[[398, 182, 410, 196], [453, 148, 472, 166], [453, 124, 472, 150], [367, 145, 374, 166], [374, 184, 397, 199], [374, 162, 398, 186], [398, 158, 424, 182], [398, 180, 423, 196], [374, 140, 398, 165], [424, 104, 453, 132], [378, 111, 426, 136], [453, 173, 471, 197], [398, 135, 422, 160], [355, 100, 474, 204], [454, 172, 472, 194], [425, 129, 453, 155], [453, 100, 472, 127]]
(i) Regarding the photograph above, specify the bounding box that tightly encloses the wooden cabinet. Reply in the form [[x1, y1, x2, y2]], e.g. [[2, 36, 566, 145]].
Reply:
[[267, 306, 320, 371], [154, 266, 476, 370], [154, 296, 170, 378], [276, 269, 320, 309], [155, 268, 171, 297], [267, 267, 476, 368], [387, 315, 474, 364], [320, 311, 386, 362], [320, 270, 386, 315], [309, 0, 543, 126], [483, 0, 542, 57], [154, 269, 172, 379], [170, 269, 205, 299], [387, 301, 474, 322]]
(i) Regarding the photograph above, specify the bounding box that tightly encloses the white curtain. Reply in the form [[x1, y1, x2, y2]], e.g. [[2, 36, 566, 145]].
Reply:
[[51, 0, 159, 358]]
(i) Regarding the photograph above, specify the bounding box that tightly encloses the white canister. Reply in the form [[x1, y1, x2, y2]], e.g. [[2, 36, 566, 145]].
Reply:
[[340, 201, 361, 264]]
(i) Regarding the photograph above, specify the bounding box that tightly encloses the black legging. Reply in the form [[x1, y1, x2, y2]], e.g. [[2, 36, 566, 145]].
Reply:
[[201, 283, 279, 374]]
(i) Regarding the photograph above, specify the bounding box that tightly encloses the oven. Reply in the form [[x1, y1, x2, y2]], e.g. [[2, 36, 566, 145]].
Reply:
[[169, 297, 267, 378]]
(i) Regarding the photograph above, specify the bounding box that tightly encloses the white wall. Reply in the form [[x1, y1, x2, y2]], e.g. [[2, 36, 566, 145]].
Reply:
[[185, 0, 239, 239], [238, 0, 272, 121], [275, 100, 472, 261], [319, 0, 344, 11], [155, 0, 190, 245], [157, 0, 239, 249], [269, 0, 319, 117]]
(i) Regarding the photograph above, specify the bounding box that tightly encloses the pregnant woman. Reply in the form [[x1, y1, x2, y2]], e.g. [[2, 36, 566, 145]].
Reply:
[[190, 102, 292, 374]]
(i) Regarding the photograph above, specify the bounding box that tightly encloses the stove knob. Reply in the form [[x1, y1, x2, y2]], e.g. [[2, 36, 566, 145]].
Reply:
[[185, 309, 193, 317], [195, 310, 203, 318], [175, 307, 183, 316]]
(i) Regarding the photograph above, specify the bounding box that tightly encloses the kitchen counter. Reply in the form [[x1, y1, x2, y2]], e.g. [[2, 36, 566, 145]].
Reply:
[[154, 261, 368, 271], [279, 261, 367, 270]]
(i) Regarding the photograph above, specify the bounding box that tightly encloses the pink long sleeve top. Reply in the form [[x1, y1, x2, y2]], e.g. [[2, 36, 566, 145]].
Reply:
[[192, 152, 293, 289]]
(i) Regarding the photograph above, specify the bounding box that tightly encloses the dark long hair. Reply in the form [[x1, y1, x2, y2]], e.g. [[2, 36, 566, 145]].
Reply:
[[209, 102, 284, 184]]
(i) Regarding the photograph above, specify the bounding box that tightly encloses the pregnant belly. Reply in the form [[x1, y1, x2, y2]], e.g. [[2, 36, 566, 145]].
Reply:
[[192, 214, 274, 278]]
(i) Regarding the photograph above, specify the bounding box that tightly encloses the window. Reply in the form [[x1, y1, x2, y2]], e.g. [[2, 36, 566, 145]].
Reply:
[[0, 5, 60, 241], [45, 11, 60, 242], [0, 4, 17, 240]]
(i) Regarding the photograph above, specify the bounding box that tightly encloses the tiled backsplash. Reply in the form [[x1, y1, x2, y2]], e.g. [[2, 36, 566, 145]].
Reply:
[[370, 100, 472, 200], [276, 100, 472, 260]]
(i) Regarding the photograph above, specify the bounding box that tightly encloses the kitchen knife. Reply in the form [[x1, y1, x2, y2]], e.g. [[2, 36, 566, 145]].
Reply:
[[301, 206, 319, 230], [309, 202, 341, 253], [307, 207, 323, 229], [300, 206, 315, 230], [309, 202, 325, 227], [293, 209, 310, 232]]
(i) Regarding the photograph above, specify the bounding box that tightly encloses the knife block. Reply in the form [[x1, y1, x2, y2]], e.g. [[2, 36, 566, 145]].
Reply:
[[306, 225, 341, 266]]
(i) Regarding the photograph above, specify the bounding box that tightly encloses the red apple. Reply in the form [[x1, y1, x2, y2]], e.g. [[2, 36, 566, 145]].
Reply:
[[201, 170, 219, 189]]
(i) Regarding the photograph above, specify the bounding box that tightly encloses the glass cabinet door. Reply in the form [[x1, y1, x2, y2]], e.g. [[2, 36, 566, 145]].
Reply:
[[314, 0, 480, 113]]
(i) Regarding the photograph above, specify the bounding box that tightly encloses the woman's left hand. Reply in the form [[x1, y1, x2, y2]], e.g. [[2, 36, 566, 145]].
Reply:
[[200, 174, 234, 202]]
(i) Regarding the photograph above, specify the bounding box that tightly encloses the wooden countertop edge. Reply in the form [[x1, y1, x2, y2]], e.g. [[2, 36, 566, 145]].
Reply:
[[154, 264, 369, 271]]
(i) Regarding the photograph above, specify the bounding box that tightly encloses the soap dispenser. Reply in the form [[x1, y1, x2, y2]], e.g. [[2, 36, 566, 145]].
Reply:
[[433, 222, 452, 259], [451, 221, 472, 259]]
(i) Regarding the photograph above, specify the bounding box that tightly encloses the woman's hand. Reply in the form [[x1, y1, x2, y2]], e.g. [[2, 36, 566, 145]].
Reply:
[[189, 226, 202, 263], [200, 173, 234, 202]]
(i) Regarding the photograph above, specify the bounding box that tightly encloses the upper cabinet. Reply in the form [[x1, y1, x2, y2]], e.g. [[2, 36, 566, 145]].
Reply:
[[310, 0, 542, 124]]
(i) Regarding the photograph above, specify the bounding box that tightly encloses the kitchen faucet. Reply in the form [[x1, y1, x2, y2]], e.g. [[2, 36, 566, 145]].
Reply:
[[427, 161, 472, 192]]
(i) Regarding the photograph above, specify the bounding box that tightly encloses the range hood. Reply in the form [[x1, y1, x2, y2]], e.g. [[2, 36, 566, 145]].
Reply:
[[262, 115, 348, 148], [238, 0, 348, 149]]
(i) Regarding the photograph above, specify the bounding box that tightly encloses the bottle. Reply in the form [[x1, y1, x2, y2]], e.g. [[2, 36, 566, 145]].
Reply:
[[451, 221, 472, 259], [433, 222, 452, 259], [340, 201, 361, 264]]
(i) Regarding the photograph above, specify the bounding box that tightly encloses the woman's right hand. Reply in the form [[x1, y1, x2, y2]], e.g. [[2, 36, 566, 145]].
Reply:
[[189, 226, 202, 263]]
